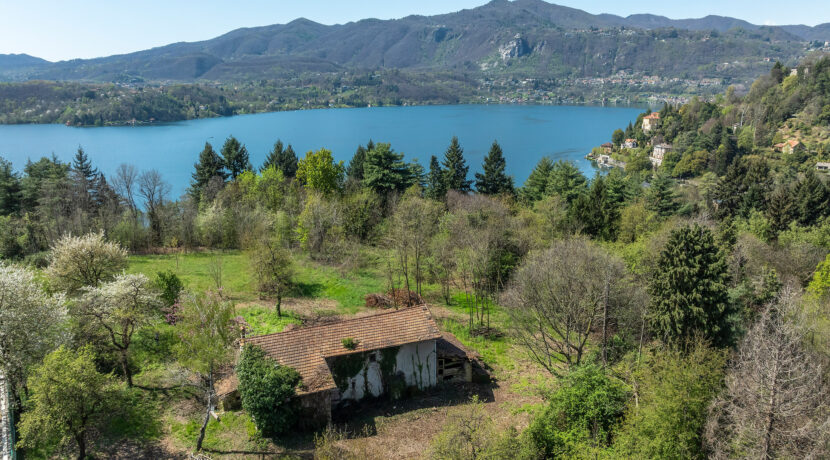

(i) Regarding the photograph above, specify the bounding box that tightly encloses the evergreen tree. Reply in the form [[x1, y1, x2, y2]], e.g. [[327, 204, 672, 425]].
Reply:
[[362, 143, 413, 196], [765, 185, 795, 237], [521, 157, 554, 202], [793, 170, 830, 226], [72, 146, 98, 183], [347, 144, 367, 183], [474, 140, 514, 195], [71, 146, 99, 213], [645, 173, 679, 218], [260, 140, 297, 178], [570, 174, 617, 240], [220, 135, 252, 180], [191, 142, 227, 200], [425, 155, 447, 200], [0, 158, 21, 215], [649, 224, 733, 347], [547, 160, 587, 204], [441, 136, 472, 192]]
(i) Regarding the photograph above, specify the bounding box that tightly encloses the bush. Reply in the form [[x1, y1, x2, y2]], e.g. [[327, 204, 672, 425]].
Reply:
[[155, 270, 183, 307], [236, 344, 301, 436], [527, 364, 629, 457]]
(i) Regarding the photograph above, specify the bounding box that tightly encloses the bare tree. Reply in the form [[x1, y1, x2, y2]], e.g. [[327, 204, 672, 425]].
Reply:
[[112, 163, 139, 217], [387, 191, 442, 303], [706, 287, 830, 459], [138, 169, 170, 246], [503, 238, 636, 373]]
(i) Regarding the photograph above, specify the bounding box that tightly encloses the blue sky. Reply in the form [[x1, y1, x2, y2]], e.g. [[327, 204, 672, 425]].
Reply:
[[1, 0, 828, 62]]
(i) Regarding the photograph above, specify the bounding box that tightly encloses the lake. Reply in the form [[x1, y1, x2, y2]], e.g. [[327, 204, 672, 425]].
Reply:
[[0, 104, 643, 197]]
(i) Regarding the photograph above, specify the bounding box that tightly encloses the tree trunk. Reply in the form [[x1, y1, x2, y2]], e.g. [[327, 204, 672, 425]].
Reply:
[[76, 431, 86, 460], [276, 295, 282, 318], [121, 350, 133, 387], [601, 279, 609, 367], [196, 370, 214, 451]]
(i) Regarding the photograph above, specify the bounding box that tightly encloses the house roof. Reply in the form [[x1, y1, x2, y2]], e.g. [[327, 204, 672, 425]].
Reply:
[[625, 138, 637, 143], [437, 332, 480, 360], [644, 112, 660, 119], [244, 305, 442, 394], [787, 139, 802, 147]]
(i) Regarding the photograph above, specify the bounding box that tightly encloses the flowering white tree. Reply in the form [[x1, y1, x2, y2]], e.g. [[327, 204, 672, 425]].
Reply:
[[76, 273, 161, 387], [46, 232, 128, 294], [0, 263, 66, 404]]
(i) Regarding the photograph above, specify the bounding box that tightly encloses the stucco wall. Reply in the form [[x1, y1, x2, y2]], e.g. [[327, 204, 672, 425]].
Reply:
[[338, 340, 436, 402]]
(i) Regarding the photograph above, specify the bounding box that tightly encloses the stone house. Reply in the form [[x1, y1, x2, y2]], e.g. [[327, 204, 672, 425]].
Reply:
[[642, 112, 660, 133], [816, 162, 830, 171], [651, 143, 673, 167], [243, 306, 443, 429], [783, 139, 804, 155], [623, 138, 638, 149]]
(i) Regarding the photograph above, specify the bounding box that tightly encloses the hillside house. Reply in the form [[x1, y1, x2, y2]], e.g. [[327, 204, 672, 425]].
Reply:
[[783, 139, 804, 155], [623, 138, 638, 149], [243, 306, 443, 429], [651, 143, 672, 167], [816, 162, 830, 171], [600, 142, 613, 153], [642, 112, 660, 133]]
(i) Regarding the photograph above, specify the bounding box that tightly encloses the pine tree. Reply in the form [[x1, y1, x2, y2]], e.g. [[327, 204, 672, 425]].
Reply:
[[425, 155, 446, 200], [474, 140, 514, 195], [521, 157, 554, 202], [191, 142, 227, 200], [72, 147, 98, 183], [793, 170, 830, 226], [649, 224, 733, 347], [346, 143, 368, 183], [362, 143, 412, 196], [221, 135, 252, 180], [261, 141, 297, 178], [72, 146, 99, 213], [0, 159, 21, 215], [570, 174, 617, 240], [645, 173, 679, 218], [547, 160, 587, 204], [765, 185, 795, 237], [441, 136, 471, 192]]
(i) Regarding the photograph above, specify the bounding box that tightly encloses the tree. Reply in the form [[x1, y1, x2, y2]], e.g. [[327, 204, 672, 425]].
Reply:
[[615, 342, 727, 459], [612, 129, 625, 147], [527, 365, 629, 457], [706, 290, 830, 459], [521, 157, 554, 202], [793, 170, 830, 226], [442, 136, 472, 192], [46, 232, 128, 294], [0, 158, 21, 215], [765, 185, 795, 238], [112, 163, 139, 217], [236, 344, 301, 435], [475, 141, 514, 196], [18, 345, 122, 460], [425, 155, 447, 200], [645, 172, 679, 218], [174, 290, 241, 451], [296, 148, 344, 195], [220, 135, 252, 180], [362, 142, 413, 196], [504, 238, 635, 372], [249, 236, 294, 317], [547, 160, 587, 204], [76, 274, 161, 387], [388, 189, 443, 299], [138, 169, 170, 246], [191, 142, 227, 200], [261, 140, 297, 178], [569, 174, 618, 240], [0, 264, 65, 410], [648, 224, 733, 347], [346, 142, 369, 183]]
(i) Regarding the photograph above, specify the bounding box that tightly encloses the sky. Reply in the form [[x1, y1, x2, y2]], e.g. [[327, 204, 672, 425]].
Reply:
[[1, 0, 829, 62]]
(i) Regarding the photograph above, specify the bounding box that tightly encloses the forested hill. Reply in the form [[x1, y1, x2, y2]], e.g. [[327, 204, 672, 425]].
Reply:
[[2, 0, 829, 83]]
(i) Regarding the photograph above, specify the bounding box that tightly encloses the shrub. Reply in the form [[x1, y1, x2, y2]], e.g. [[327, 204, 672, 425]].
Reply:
[[341, 337, 359, 350], [527, 364, 629, 457], [155, 270, 183, 307], [236, 344, 301, 436]]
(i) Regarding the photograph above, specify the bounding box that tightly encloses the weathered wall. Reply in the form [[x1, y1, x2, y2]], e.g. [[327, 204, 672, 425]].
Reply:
[[335, 340, 437, 402], [297, 390, 332, 430], [0, 372, 13, 460]]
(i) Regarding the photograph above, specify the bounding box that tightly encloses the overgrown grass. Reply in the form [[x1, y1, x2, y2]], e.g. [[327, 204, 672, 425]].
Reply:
[[170, 411, 268, 453], [237, 304, 301, 335], [292, 255, 386, 314]]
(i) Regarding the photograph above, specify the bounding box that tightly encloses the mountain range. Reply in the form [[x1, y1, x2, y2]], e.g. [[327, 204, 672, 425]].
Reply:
[[1, 0, 829, 83]]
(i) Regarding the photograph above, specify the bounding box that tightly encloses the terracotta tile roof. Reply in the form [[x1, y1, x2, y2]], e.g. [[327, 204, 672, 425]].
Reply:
[[644, 112, 660, 119], [244, 306, 442, 394]]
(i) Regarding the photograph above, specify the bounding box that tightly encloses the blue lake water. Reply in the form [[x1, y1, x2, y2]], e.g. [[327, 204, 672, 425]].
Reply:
[[0, 104, 643, 197]]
